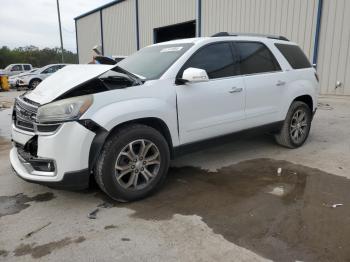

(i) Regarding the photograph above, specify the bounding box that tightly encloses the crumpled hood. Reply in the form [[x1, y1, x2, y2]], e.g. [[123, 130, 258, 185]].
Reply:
[[25, 64, 115, 105]]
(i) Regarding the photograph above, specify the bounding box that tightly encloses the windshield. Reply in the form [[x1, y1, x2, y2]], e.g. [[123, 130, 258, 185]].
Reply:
[[118, 43, 193, 80], [4, 65, 12, 71]]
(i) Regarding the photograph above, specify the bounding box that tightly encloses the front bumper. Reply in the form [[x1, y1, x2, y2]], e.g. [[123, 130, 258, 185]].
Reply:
[[17, 79, 29, 87], [8, 78, 17, 87], [10, 121, 95, 189]]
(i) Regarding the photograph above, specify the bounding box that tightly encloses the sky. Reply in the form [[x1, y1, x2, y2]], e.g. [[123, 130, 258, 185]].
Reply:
[[0, 0, 112, 53]]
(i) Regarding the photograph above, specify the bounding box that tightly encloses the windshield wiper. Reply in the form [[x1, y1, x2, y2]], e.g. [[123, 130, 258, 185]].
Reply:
[[112, 66, 145, 85]]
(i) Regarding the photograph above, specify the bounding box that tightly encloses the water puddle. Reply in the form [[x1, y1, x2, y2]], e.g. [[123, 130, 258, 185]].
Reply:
[[0, 192, 55, 218], [14, 236, 85, 258], [97, 158, 350, 262]]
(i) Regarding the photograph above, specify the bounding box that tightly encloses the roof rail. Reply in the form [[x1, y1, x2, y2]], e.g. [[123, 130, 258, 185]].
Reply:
[[211, 32, 289, 41]]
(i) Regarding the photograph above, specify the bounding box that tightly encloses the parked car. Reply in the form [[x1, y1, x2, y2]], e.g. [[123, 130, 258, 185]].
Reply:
[[10, 33, 319, 202], [8, 69, 38, 88], [0, 64, 33, 76], [16, 64, 66, 89]]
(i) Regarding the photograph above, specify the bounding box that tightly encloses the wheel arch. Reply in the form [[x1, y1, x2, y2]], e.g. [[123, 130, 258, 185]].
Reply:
[[29, 78, 42, 86], [108, 117, 173, 153], [293, 95, 313, 111], [87, 117, 175, 174]]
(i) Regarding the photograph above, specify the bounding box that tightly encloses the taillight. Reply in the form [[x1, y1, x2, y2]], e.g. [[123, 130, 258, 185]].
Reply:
[[314, 72, 319, 82]]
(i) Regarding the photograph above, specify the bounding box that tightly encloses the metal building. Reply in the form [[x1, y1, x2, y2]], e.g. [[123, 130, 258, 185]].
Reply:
[[75, 0, 350, 95]]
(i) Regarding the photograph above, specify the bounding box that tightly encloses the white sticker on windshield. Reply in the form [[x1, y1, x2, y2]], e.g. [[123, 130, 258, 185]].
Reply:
[[160, 47, 183, 52]]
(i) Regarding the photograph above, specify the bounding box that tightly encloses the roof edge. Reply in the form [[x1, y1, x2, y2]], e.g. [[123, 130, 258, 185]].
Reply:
[[74, 0, 125, 20]]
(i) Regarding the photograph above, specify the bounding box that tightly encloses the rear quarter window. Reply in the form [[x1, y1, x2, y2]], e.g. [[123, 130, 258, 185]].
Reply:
[[275, 44, 311, 69], [234, 42, 281, 75]]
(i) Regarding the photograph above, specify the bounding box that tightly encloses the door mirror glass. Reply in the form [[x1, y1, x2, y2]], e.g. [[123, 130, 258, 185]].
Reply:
[[181, 67, 209, 83]]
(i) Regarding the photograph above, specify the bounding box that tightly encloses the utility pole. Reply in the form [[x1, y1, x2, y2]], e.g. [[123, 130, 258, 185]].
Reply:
[[56, 0, 64, 63]]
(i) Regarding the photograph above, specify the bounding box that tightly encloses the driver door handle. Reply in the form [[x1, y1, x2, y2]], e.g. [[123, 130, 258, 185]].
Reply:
[[229, 87, 243, 93]]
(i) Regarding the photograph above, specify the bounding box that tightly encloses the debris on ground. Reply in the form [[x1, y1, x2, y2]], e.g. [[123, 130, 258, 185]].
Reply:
[[98, 202, 114, 208], [331, 204, 343, 208], [24, 222, 51, 239], [88, 208, 100, 219], [268, 186, 285, 197], [121, 238, 130, 241], [323, 203, 344, 208], [318, 102, 333, 110], [87, 201, 115, 219], [277, 168, 282, 176]]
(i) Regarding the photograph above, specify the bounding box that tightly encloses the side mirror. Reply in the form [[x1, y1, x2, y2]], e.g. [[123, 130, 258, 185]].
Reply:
[[178, 67, 209, 84]]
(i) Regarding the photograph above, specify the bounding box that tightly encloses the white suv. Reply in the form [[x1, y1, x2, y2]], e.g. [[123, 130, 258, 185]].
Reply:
[[10, 34, 319, 201], [16, 64, 66, 89]]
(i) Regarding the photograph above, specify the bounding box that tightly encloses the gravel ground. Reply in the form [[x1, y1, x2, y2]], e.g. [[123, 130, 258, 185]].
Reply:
[[0, 91, 349, 261]]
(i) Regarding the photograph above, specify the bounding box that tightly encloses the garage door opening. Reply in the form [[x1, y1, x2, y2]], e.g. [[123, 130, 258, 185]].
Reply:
[[154, 20, 196, 44]]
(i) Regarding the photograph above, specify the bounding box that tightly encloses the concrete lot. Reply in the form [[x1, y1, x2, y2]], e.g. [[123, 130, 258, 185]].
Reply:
[[0, 91, 350, 261]]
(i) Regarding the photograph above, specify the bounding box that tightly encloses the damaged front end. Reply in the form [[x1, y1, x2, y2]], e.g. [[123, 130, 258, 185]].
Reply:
[[10, 64, 144, 189]]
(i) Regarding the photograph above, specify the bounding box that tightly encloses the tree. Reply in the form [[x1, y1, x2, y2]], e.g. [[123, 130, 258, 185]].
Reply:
[[0, 46, 78, 69]]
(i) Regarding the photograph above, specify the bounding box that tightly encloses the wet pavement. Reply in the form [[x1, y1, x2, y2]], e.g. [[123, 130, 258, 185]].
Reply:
[[0, 192, 55, 218], [119, 159, 350, 262], [0, 92, 350, 261]]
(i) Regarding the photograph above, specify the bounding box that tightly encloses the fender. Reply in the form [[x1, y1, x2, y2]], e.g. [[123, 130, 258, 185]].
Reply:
[[88, 98, 179, 145], [82, 98, 179, 171], [280, 78, 318, 120]]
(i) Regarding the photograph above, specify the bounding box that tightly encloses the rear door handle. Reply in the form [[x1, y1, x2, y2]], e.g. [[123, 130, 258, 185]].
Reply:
[[276, 80, 286, 86], [229, 87, 243, 93]]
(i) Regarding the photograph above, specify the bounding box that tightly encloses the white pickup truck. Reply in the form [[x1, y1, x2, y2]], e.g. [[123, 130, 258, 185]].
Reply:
[[0, 64, 33, 76], [10, 33, 319, 201]]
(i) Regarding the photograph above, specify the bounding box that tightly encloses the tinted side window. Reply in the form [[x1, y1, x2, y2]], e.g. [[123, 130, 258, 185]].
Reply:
[[23, 65, 31, 70], [12, 65, 22, 71], [235, 42, 280, 75], [42, 66, 57, 74], [275, 44, 311, 69], [182, 42, 239, 79]]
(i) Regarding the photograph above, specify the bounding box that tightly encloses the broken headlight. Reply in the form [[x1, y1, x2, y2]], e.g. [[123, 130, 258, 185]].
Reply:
[[36, 95, 93, 123]]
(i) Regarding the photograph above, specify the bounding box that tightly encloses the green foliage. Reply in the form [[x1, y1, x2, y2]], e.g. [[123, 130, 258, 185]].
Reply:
[[0, 46, 78, 69]]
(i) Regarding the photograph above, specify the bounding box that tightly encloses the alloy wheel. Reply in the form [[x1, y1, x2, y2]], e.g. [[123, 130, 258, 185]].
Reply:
[[115, 139, 161, 190], [290, 109, 308, 144]]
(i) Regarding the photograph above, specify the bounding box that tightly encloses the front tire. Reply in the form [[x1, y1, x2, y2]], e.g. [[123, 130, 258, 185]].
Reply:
[[275, 101, 312, 148], [29, 79, 41, 90], [94, 124, 170, 202]]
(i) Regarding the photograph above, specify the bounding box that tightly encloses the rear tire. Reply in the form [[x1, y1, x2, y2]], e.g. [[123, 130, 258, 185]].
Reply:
[[275, 101, 312, 148], [94, 124, 170, 202]]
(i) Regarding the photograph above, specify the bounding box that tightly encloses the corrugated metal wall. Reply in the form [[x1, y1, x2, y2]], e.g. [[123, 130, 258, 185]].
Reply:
[[102, 0, 137, 56], [138, 0, 196, 48], [76, 12, 102, 64], [317, 0, 350, 95], [75, 0, 350, 95], [201, 0, 319, 60]]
